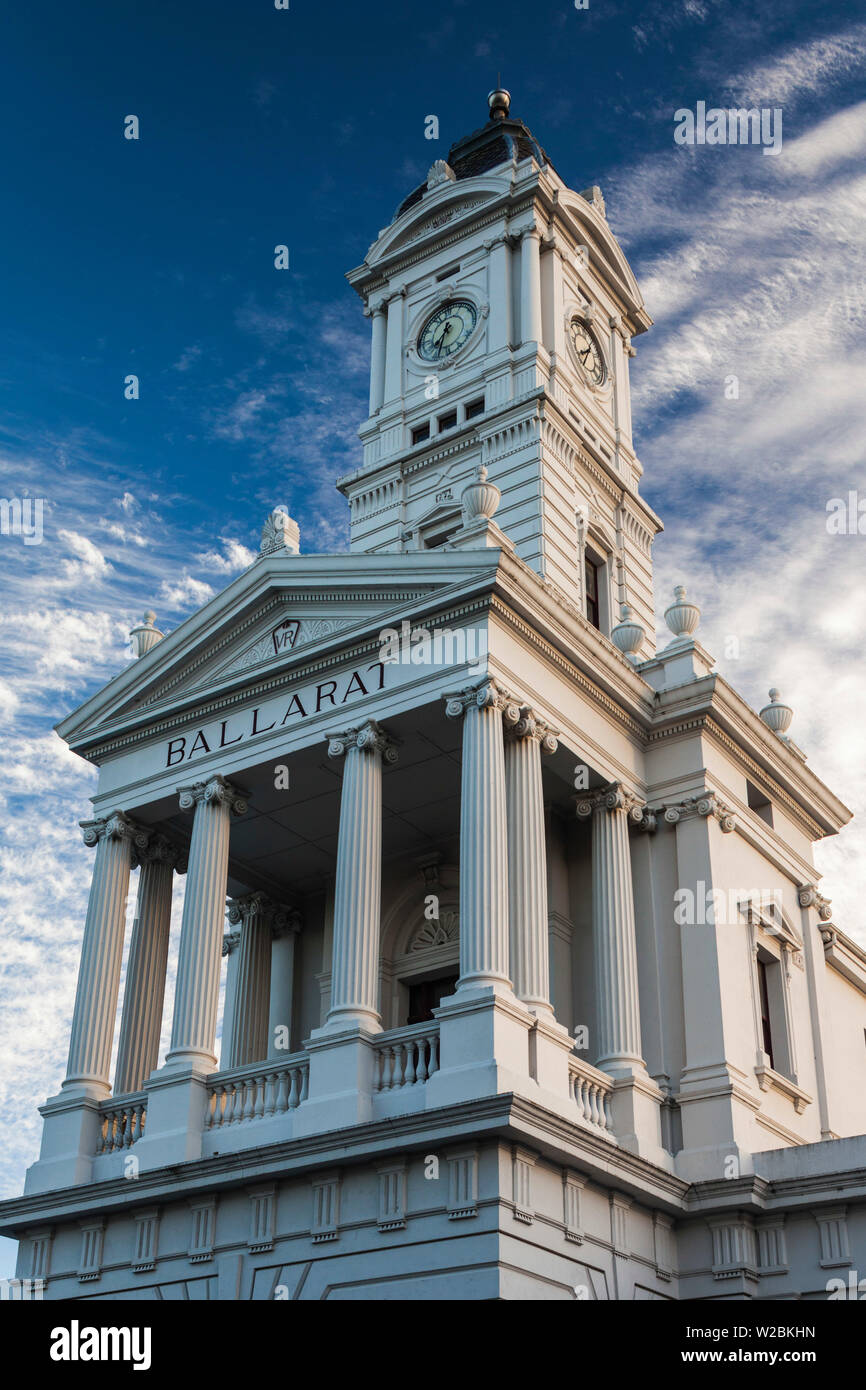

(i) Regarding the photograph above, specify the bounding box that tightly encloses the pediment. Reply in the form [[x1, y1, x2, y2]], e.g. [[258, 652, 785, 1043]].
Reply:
[[55, 550, 501, 754], [369, 178, 502, 261]]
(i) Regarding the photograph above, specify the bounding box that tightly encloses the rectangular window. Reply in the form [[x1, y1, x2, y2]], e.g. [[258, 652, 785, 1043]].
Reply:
[[758, 958, 775, 1069], [437, 410, 458, 432], [465, 397, 485, 420], [747, 780, 774, 828], [584, 557, 601, 630], [411, 423, 430, 445]]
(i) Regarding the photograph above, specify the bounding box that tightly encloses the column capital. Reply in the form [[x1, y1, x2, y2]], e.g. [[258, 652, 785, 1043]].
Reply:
[[227, 891, 300, 936], [136, 832, 184, 870], [516, 221, 542, 242], [178, 776, 248, 816], [504, 707, 559, 754], [221, 930, 241, 958], [444, 678, 521, 723], [798, 884, 833, 920], [576, 781, 646, 823], [662, 792, 736, 833], [80, 811, 148, 852], [326, 719, 398, 764]]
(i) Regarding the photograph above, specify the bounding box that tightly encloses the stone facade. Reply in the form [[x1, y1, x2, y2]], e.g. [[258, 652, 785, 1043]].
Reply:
[[2, 91, 865, 1301]]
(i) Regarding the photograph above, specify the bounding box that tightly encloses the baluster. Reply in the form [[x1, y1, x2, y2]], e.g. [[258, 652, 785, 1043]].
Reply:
[[299, 1065, 309, 1103], [416, 1038, 429, 1084], [276, 1068, 290, 1113], [576, 1076, 588, 1122], [428, 1033, 439, 1077], [287, 1067, 299, 1110], [225, 1081, 239, 1125], [404, 1039, 417, 1086], [242, 1077, 255, 1123], [98, 1116, 108, 1154], [393, 1044, 406, 1089], [263, 1073, 277, 1117], [254, 1075, 266, 1120], [601, 1089, 611, 1131], [591, 1083, 603, 1129], [107, 1111, 119, 1152], [124, 1107, 135, 1147]]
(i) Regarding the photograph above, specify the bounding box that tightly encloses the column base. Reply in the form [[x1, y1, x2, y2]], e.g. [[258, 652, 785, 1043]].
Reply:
[[133, 1065, 210, 1171], [426, 985, 573, 1117], [604, 1065, 673, 1170], [293, 1023, 380, 1136], [24, 1086, 108, 1193]]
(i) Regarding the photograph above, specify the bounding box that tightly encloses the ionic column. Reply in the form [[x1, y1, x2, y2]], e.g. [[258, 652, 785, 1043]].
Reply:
[[367, 301, 387, 414], [576, 783, 648, 1072], [114, 835, 181, 1095], [445, 680, 519, 990], [325, 720, 398, 1029], [167, 776, 247, 1070], [64, 812, 146, 1092], [268, 913, 300, 1058], [226, 892, 278, 1068], [505, 711, 558, 1013], [383, 289, 405, 406], [519, 225, 543, 347]]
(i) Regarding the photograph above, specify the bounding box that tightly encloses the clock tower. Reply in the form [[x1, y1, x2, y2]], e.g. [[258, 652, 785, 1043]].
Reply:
[[342, 88, 662, 653]]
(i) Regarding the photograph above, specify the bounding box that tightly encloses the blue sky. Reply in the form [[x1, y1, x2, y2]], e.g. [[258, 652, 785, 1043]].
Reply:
[[1, 0, 865, 1275]]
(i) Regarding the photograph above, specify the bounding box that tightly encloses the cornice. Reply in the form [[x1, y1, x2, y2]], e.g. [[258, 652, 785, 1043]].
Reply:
[[487, 597, 648, 744], [0, 1091, 688, 1238]]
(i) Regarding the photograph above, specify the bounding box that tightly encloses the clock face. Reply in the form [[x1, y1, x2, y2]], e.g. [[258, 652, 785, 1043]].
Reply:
[[418, 299, 478, 362], [569, 318, 605, 385]]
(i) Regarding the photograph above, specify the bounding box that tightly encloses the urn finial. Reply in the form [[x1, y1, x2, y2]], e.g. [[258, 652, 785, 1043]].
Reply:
[[130, 611, 164, 658], [759, 689, 794, 739], [460, 464, 501, 525], [664, 585, 701, 644], [611, 603, 645, 664]]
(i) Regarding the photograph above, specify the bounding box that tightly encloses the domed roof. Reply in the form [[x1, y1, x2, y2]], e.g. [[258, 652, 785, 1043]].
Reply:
[[394, 90, 554, 221]]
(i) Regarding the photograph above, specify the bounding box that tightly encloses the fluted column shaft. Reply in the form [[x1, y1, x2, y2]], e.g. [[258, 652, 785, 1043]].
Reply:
[[326, 721, 397, 1029], [520, 226, 542, 346], [227, 894, 274, 1067], [168, 776, 247, 1070], [577, 785, 646, 1071], [368, 304, 387, 414], [505, 715, 558, 1013], [446, 681, 517, 989], [268, 923, 298, 1059], [65, 813, 143, 1091], [114, 837, 178, 1094]]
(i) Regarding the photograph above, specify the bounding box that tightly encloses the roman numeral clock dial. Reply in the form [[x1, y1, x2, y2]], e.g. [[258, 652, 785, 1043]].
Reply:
[[568, 317, 606, 385], [418, 299, 477, 361]]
